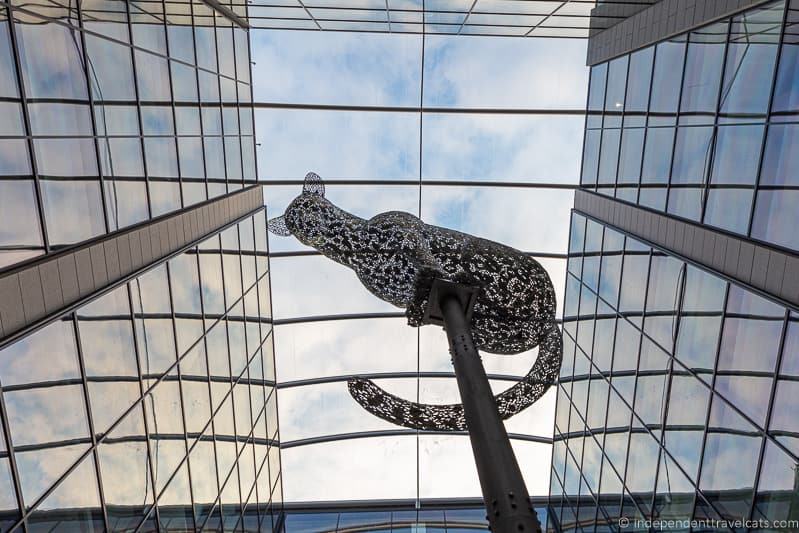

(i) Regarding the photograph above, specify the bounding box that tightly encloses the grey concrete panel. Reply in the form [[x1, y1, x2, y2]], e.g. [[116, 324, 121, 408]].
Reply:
[[58, 255, 80, 303], [105, 240, 121, 281], [75, 249, 95, 296], [781, 256, 799, 302], [587, 0, 767, 65], [724, 239, 741, 277], [765, 252, 787, 297], [39, 260, 64, 315], [712, 235, 727, 272], [117, 234, 132, 277], [736, 242, 755, 283], [573, 190, 799, 309], [0, 186, 264, 343], [751, 246, 771, 288], [90, 244, 109, 288], [0, 275, 24, 334], [19, 268, 46, 323]]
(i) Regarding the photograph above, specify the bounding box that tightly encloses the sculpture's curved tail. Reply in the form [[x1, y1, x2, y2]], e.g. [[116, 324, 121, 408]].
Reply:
[[347, 321, 562, 431]]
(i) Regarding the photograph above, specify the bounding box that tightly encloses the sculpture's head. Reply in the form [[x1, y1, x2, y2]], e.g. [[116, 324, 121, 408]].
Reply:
[[268, 172, 365, 261]]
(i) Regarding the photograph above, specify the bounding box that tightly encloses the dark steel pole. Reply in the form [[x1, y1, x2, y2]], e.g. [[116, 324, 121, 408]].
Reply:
[[439, 291, 543, 533]]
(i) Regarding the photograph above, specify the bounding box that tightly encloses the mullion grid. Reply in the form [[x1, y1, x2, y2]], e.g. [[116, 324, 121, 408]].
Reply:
[[0, 211, 271, 531], [124, 0, 157, 223], [744, 0, 791, 238], [744, 307, 791, 526], [597, 0, 797, 256], [76, 0, 113, 237], [160, 0, 188, 216], [3, 3, 52, 259], [565, 211, 799, 529], [70, 313, 112, 532]]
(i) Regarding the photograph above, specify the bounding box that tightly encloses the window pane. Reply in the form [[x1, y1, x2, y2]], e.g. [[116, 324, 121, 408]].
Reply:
[[680, 22, 726, 118], [253, 30, 420, 106], [34, 139, 98, 177], [0, 17, 19, 97], [704, 189, 753, 234], [15, 19, 88, 99], [40, 179, 105, 245], [752, 189, 799, 250], [670, 126, 714, 184], [624, 46, 654, 115], [0, 320, 80, 385], [5, 385, 89, 446], [649, 38, 686, 122], [0, 180, 43, 247], [758, 123, 799, 186], [641, 127, 674, 183], [135, 50, 172, 101], [423, 114, 583, 183], [86, 34, 136, 101], [719, 2, 782, 118], [256, 109, 419, 180], [421, 186, 573, 253], [27, 453, 103, 533], [772, 3, 799, 115]]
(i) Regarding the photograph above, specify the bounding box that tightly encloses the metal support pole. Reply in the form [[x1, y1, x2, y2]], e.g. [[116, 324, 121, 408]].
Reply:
[[439, 289, 543, 533]]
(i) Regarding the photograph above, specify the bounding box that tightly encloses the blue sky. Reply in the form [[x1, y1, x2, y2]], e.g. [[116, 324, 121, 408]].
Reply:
[[250, 29, 588, 502]]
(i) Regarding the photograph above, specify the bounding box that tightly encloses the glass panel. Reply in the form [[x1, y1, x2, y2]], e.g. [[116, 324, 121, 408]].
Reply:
[[624, 46, 654, 117], [753, 439, 799, 524], [604, 56, 628, 127], [135, 50, 172, 101], [26, 453, 103, 533], [98, 407, 153, 529], [581, 129, 600, 185], [0, 139, 31, 176], [670, 126, 714, 184], [86, 34, 136, 101], [0, 180, 43, 248], [704, 188, 754, 234], [15, 444, 89, 507], [0, 16, 19, 98], [597, 128, 620, 184], [14, 19, 88, 99], [423, 114, 583, 183], [640, 127, 674, 183], [257, 109, 419, 180], [719, 2, 783, 119], [422, 186, 573, 252], [0, 458, 19, 529], [35, 138, 98, 179], [752, 189, 799, 250], [680, 22, 726, 120], [5, 384, 90, 446], [759, 123, 799, 186], [649, 37, 686, 124], [772, 1, 799, 115], [40, 179, 105, 245], [710, 124, 765, 185], [0, 320, 80, 385], [280, 437, 416, 501], [158, 461, 194, 531]]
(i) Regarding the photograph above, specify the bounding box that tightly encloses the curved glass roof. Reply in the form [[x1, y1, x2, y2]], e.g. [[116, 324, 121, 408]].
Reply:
[[251, 29, 588, 502]]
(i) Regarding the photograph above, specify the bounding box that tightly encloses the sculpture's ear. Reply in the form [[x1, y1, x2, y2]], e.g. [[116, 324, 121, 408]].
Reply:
[[302, 172, 325, 197], [267, 215, 291, 236]]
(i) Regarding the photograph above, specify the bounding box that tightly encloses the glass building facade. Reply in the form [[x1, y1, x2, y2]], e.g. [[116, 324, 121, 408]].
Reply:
[[0, 0, 281, 530], [553, 0, 799, 531], [581, 0, 798, 252], [0, 0, 256, 268]]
